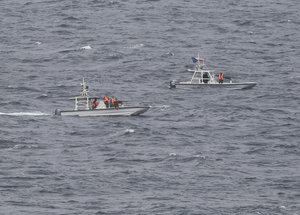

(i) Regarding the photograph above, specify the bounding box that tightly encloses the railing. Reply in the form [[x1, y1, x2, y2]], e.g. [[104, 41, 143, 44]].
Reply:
[[74, 97, 89, 110], [191, 77, 210, 84]]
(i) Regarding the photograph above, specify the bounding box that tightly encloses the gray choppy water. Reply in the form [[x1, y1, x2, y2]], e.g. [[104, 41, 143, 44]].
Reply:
[[0, 0, 300, 214]]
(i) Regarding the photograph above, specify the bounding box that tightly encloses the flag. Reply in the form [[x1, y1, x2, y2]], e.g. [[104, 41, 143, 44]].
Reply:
[[191, 57, 204, 64], [191, 57, 198, 63]]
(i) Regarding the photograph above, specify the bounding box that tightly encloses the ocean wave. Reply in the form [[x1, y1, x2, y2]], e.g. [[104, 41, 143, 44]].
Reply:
[[63, 16, 79, 21], [104, 53, 123, 60], [36, 94, 48, 99], [126, 43, 144, 49], [7, 85, 41, 93], [149, 105, 170, 110], [12, 144, 39, 149], [0, 101, 23, 106], [57, 49, 76, 54]]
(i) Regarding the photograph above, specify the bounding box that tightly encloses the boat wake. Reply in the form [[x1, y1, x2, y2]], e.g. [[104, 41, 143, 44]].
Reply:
[[0, 111, 51, 116], [149, 105, 170, 110]]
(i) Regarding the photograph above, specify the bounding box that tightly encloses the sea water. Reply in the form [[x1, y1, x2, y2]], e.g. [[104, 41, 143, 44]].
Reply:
[[0, 0, 299, 214]]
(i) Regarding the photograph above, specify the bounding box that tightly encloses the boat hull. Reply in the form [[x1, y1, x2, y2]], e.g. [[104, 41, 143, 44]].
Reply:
[[173, 82, 256, 90], [55, 106, 149, 117]]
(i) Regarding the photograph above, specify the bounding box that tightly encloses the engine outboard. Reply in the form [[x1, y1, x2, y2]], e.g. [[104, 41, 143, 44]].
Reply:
[[169, 80, 176, 89], [54, 109, 61, 116]]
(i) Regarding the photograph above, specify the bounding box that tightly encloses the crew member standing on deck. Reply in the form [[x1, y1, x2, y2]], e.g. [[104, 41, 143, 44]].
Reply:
[[218, 72, 224, 84], [104, 95, 109, 108], [92, 98, 98, 109], [111, 97, 119, 108]]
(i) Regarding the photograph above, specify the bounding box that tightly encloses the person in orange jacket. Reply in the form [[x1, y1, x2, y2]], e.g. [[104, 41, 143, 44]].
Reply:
[[104, 95, 109, 108], [218, 72, 224, 84]]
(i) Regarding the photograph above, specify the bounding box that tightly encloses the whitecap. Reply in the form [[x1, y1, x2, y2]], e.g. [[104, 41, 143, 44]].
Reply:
[[80, 45, 92, 50], [169, 153, 177, 156], [36, 94, 48, 99], [194, 154, 206, 159], [35, 41, 42, 45], [162, 105, 170, 109], [128, 43, 144, 49], [13, 144, 38, 149], [125, 129, 135, 133]]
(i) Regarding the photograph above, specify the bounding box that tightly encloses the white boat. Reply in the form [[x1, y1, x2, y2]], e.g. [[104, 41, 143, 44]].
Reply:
[[170, 56, 257, 90], [54, 78, 149, 116]]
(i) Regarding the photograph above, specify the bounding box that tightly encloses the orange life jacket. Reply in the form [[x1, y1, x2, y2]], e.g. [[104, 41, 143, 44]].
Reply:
[[104, 96, 109, 102], [218, 73, 224, 81]]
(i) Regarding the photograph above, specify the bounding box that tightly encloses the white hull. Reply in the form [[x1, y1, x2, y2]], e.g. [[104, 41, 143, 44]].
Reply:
[[175, 82, 256, 90], [56, 106, 149, 117]]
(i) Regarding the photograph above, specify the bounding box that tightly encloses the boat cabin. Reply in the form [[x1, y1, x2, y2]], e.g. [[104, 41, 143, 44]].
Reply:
[[190, 64, 216, 84]]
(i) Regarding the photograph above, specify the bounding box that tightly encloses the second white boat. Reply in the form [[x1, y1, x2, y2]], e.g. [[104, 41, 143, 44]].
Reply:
[[170, 56, 257, 90]]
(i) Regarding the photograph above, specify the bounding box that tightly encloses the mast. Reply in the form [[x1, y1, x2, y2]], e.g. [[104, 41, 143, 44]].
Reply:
[[81, 78, 89, 97], [74, 78, 90, 110], [196, 53, 205, 83]]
